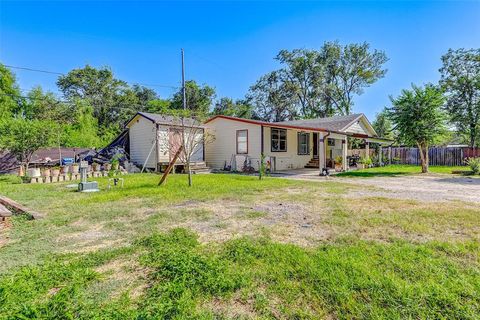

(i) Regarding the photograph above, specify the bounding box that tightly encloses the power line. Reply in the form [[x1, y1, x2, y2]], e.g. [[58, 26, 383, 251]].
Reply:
[[3, 64, 180, 90]]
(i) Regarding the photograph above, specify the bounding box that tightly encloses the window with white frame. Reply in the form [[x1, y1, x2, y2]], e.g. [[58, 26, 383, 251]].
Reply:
[[236, 130, 248, 154], [297, 132, 310, 155], [328, 138, 335, 146], [271, 128, 287, 152]]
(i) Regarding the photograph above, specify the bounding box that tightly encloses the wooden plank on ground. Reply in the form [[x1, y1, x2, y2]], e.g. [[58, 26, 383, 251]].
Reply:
[[0, 195, 44, 219], [0, 204, 12, 217]]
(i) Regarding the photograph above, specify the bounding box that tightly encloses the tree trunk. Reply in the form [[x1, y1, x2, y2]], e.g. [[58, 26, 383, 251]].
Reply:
[[417, 142, 429, 173], [187, 160, 192, 187]]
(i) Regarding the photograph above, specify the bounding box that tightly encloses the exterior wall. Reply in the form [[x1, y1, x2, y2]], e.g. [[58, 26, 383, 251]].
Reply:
[[129, 116, 159, 169], [263, 127, 314, 171], [345, 118, 373, 136], [205, 118, 262, 170], [156, 125, 171, 163]]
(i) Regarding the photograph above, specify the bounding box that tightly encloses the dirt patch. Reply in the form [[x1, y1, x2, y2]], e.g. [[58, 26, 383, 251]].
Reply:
[[0, 220, 11, 247], [166, 196, 332, 246]]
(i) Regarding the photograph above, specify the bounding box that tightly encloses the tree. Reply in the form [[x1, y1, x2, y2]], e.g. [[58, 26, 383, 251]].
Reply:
[[158, 109, 214, 187], [0, 64, 24, 118], [212, 97, 253, 119], [63, 100, 104, 148], [439, 48, 480, 148], [372, 107, 394, 140], [170, 80, 215, 115], [21, 87, 71, 122], [248, 71, 297, 122], [56, 65, 138, 133], [388, 84, 446, 173], [320, 42, 388, 115], [0, 118, 56, 170], [264, 42, 388, 118], [132, 84, 158, 108]]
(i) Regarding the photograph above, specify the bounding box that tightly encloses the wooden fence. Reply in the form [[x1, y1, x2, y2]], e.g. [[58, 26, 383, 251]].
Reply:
[[380, 147, 480, 166]]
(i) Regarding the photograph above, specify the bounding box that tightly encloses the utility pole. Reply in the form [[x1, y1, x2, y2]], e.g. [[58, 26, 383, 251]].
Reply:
[[181, 48, 186, 110]]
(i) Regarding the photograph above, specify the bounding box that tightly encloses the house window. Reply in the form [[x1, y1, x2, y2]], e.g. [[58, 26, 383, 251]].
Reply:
[[328, 138, 335, 146], [236, 130, 248, 154], [297, 132, 310, 155], [271, 128, 287, 152]]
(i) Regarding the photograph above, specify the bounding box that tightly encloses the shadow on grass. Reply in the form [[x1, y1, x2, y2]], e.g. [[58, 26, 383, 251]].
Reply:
[[335, 171, 410, 178]]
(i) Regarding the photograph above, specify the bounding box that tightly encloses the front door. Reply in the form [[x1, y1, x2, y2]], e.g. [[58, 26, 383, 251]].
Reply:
[[313, 133, 318, 158]]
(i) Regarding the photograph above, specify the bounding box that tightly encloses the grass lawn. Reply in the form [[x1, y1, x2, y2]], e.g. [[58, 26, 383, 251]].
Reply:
[[336, 164, 471, 177], [1, 173, 479, 319]]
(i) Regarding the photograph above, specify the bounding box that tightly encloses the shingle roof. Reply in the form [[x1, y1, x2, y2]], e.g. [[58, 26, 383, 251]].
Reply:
[[137, 112, 204, 128], [275, 114, 363, 132]]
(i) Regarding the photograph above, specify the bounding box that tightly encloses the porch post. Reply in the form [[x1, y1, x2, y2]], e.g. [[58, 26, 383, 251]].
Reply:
[[365, 141, 370, 159], [318, 133, 326, 174], [342, 138, 348, 171], [388, 146, 392, 165], [378, 145, 383, 166]]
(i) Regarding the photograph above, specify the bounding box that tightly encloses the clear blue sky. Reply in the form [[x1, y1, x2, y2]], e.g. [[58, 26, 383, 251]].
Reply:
[[1, 1, 479, 119]]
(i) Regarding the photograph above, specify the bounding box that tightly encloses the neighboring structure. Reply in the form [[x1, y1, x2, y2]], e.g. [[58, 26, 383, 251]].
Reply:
[[0, 148, 92, 174], [204, 114, 391, 171], [126, 112, 205, 171]]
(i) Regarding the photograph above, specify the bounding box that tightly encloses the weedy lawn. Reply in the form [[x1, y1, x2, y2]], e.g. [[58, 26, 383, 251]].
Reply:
[[0, 173, 479, 319], [336, 164, 469, 177]]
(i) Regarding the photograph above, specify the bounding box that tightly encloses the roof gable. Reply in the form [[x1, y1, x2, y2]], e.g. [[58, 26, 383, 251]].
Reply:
[[126, 112, 204, 128]]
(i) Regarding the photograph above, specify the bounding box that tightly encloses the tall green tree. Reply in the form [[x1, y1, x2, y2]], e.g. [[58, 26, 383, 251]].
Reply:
[[63, 99, 104, 148], [22, 87, 71, 122], [213, 97, 253, 119], [56, 65, 139, 133], [388, 84, 446, 173], [263, 42, 388, 119], [171, 80, 215, 115], [0, 64, 23, 119], [0, 118, 57, 169], [439, 48, 480, 148], [372, 107, 394, 140], [247, 71, 297, 122]]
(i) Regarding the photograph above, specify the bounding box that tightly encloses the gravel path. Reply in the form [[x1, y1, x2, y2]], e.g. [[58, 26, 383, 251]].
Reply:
[[338, 174, 480, 203], [278, 170, 480, 203]]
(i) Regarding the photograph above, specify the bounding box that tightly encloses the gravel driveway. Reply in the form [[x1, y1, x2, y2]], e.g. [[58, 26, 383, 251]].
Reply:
[[337, 174, 480, 203], [277, 169, 480, 203]]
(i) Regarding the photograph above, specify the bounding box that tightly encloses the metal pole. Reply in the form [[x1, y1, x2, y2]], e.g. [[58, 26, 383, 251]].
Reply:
[[181, 48, 186, 110]]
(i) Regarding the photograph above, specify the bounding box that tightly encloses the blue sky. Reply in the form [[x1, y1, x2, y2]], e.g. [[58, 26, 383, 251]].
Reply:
[[1, 1, 479, 120]]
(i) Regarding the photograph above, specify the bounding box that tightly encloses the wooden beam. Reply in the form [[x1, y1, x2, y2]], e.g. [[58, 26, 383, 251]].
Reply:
[[158, 145, 183, 186], [0, 195, 43, 219]]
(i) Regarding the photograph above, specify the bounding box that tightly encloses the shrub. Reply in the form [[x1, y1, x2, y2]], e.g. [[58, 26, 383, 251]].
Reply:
[[465, 157, 480, 174]]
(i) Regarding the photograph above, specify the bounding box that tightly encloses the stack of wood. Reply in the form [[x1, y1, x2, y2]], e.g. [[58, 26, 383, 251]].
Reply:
[[0, 203, 12, 222]]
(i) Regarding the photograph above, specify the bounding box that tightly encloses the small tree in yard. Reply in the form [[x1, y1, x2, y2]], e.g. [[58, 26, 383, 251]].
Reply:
[[388, 84, 446, 173], [0, 118, 56, 170], [159, 110, 214, 187]]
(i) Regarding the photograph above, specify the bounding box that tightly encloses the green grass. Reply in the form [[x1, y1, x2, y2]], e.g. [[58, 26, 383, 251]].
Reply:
[[336, 164, 470, 177], [1, 173, 480, 319], [1, 229, 479, 319]]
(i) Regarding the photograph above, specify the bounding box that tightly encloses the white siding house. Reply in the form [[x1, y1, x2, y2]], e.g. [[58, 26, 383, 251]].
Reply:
[[205, 114, 390, 172], [126, 112, 205, 171]]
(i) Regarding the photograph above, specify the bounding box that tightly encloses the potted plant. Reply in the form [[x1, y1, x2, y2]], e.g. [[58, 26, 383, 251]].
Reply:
[[92, 162, 101, 172], [71, 163, 80, 174], [111, 159, 120, 171], [334, 155, 343, 172], [358, 157, 373, 169], [42, 168, 51, 177], [51, 166, 61, 177], [60, 165, 70, 175]]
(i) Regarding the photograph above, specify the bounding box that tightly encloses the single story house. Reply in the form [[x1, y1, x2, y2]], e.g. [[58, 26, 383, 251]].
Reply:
[[126, 112, 205, 171], [204, 113, 392, 171]]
